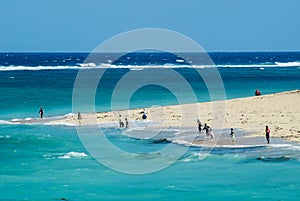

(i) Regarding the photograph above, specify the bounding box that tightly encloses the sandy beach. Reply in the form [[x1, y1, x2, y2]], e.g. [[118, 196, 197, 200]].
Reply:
[[44, 90, 300, 143]]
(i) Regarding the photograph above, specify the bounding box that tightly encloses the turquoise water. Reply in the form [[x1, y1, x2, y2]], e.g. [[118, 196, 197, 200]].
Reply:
[[1, 67, 299, 119], [1, 52, 300, 200], [1, 125, 300, 200]]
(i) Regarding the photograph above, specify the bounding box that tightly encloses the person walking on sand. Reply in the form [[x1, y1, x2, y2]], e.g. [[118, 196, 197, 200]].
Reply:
[[119, 115, 124, 128], [38, 106, 44, 119], [196, 119, 202, 133], [230, 128, 236, 143], [265, 126, 270, 144], [125, 118, 129, 128]]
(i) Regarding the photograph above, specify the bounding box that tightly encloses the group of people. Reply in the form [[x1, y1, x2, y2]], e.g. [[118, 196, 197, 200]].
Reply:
[[140, 108, 147, 120], [196, 119, 271, 144], [119, 115, 129, 128], [118, 108, 149, 129], [39, 105, 272, 144], [230, 126, 270, 144], [196, 119, 214, 139]]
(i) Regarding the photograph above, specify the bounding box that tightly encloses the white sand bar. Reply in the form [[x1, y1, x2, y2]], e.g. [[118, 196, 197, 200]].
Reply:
[[52, 90, 300, 142]]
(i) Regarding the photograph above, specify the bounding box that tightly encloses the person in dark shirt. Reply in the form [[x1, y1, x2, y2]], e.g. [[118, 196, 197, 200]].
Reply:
[[265, 126, 270, 144], [230, 128, 236, 143], [196, 119, 202, 133], [38, 106, 44, 119], [255, 89, 262, 96]]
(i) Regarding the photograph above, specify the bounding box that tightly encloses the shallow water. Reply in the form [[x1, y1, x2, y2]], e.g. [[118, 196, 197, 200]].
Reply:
[[1, 124, 300, 200]]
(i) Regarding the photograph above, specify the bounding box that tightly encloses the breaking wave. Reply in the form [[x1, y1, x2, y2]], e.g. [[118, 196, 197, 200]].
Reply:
[[1, 61, 300, 71]]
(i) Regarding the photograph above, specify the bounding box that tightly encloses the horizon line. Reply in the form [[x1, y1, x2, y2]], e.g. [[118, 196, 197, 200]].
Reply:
[[1, 50, 300, 54]]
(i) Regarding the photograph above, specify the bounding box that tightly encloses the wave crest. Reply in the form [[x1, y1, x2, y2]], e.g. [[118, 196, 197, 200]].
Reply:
[[1, 61, 300, 71]]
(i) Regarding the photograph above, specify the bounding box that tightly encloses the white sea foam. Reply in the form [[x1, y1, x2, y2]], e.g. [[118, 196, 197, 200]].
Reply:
[[0, 135, 11, 139], [268, 144, 291, 148], [0, 115, 72, 126], [11, 118, 22, 122], [275, 61, 300, 67], [129, 67, 144, 71], [65, 113, 75, 117], [0, 61, 300, 71], [180, 157, 193, 162], [107, 62, 300, 69], [0, 65, 81, 71], [0, 64, 106, 71], [176, 59, 185, 63], [213, 144, 267, 148], [44, 122, 76, 127], [171, 139, 197, 147], [180, 152, 212, 162], [112, 62, 300, 69], [78, 63, 96, 67], [44, 151, 88, 160], [58, 151, 88, 159], [269, 143, 300, 151], [0, 120, 17, 125]]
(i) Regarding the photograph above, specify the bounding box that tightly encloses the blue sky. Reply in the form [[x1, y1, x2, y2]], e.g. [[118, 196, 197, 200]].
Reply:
[[1, 0, 300, 52]]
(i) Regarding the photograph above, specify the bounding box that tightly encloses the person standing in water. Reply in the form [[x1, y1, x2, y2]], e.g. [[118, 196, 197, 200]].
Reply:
[[125, 118, 129, 128], [203, 123, 214, 139], [230, 128, 236, 143], [38, 106, 44, 119], [196, 119, 202, 133], [119, 115, 124, 128], [265, 126, 270, 144], [203, 123, 209, 135]]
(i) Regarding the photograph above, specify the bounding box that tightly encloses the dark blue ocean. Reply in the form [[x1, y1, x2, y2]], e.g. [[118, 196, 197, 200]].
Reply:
[[0, 52, 300, 200]]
